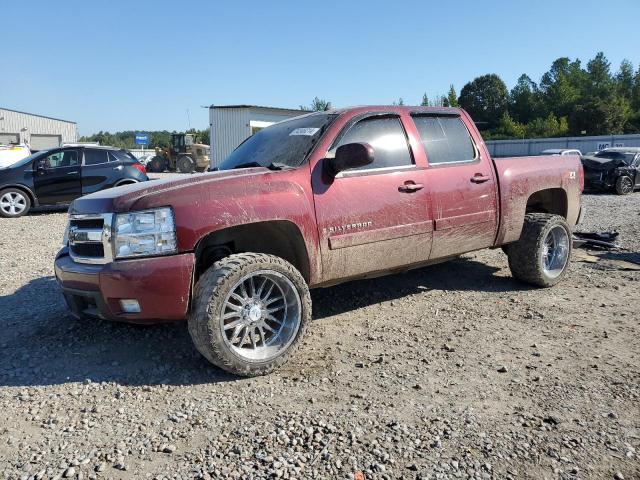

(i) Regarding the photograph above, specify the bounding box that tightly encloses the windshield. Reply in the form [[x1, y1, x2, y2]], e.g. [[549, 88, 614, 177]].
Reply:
[[594, 151, 635, 164], [218, 113, 337, 171]]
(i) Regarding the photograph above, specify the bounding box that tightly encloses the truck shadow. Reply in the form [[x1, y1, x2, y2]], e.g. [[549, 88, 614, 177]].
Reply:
[[0, 256, 525, 388], [312, 256, 531, 319]]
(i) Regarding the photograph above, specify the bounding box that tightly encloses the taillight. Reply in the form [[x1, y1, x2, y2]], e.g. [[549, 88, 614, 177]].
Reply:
[[132, 163, 146, 175]]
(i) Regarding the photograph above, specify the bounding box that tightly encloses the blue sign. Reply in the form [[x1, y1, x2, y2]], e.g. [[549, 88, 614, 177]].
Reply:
[[135, 133, 150, 145]]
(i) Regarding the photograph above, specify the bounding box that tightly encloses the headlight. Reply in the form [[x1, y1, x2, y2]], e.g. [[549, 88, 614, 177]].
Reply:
[[113, 207, 176, 259]]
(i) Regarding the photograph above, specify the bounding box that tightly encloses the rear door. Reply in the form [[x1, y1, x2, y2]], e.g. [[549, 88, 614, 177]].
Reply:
[[33, 149, 82, 204], [312, 113, 433, 281], [411, 113, 499, 259], [81, 148, 119, 195]]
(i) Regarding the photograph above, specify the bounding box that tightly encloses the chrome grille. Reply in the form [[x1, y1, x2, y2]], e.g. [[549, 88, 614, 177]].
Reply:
[[68, 214, 114, 264]]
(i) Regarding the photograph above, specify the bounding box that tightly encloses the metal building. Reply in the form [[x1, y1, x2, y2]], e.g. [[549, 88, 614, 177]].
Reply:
[[0, 107, 78, 150], [209, 105, 307, 167], [485, 134, 640, 157]]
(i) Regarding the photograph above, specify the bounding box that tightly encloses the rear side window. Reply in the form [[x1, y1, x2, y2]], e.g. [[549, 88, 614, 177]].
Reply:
[[412, 115, 476, 165], [109, 150, 136, 162], [334, 116, 413, 170], [84, 149, 109, 165]]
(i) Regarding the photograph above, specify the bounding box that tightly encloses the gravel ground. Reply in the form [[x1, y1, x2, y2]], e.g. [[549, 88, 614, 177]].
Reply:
[[0, 185, 639, 480]]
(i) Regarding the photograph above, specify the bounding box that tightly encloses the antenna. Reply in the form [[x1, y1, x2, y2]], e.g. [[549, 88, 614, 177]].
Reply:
[[186, 109, 191, 130]]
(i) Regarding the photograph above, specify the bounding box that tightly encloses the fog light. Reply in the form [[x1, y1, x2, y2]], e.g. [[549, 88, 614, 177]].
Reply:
[[120, 299, 141, 313]]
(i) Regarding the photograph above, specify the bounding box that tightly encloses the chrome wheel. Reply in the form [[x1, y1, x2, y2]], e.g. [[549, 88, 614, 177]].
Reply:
[[620, 177, 633, 194], [0, 191, 27, 216], [220, 270, 301, 362], [542, 225, 570, 278]]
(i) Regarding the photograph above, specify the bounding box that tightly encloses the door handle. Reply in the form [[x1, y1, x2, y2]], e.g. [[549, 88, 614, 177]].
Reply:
[[67, 171, 79, 175], [398, 181, 424, 193], [470, 174, 490, 183]]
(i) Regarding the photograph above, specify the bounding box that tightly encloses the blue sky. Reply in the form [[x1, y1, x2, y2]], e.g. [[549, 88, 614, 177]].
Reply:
[[2, 0, 639, 135]]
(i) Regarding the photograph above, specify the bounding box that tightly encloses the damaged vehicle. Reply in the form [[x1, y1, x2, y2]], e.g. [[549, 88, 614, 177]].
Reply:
[[55, 106, 583, 376], [581, 147, 640, 195]]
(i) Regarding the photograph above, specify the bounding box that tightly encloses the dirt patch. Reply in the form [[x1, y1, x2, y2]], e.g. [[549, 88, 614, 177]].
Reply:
[[0, 192, 639, 479]]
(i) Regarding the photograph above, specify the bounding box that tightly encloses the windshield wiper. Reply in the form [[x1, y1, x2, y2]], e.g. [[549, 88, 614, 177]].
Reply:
[[230, 161, 293, 171]]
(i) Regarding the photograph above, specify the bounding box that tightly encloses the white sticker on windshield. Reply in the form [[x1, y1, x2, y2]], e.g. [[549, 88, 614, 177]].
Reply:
[[289, 128, 319, 136]]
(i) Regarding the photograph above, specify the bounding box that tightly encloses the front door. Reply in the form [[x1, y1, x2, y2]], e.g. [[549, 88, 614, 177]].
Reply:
[[33, 149, 82, 205], [410, 113, 499, 259], [312, 114, 433, 282]]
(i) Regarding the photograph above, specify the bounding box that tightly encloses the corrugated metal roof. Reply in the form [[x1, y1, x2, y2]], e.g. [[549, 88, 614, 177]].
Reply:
[[209, 104, 309, 113], [0, 107, 76, 124]]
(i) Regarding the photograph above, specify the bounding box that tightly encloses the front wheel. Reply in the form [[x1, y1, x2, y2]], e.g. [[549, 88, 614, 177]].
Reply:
[[507, 213, 572, 287], [177, 155, 195, 173], [147, 156, 167, 173], [0, 188, 31, 218], [615, 176, 633, 195], [188, 253, 311, 376]]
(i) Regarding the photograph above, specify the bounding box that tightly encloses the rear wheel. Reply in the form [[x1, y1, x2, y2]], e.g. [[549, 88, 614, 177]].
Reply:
[[188, 253, 311, 376], [148, 156, 167, 173], [0, 188, 31, 218], [177, 155, 195, 173], [615, 175, 633, 195], [507, 213, 572, 287]]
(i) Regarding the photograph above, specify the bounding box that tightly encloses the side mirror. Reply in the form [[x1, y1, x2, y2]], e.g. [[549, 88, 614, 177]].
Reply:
[[325, 142, 374, 177], [36, 159, 46, 171]]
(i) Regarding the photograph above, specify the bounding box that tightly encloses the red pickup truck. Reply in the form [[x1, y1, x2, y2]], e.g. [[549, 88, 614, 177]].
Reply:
[[55, 106, 583, 376]]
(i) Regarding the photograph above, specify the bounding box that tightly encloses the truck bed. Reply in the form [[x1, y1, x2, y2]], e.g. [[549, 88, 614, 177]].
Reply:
[[492, 155, 583, 245]]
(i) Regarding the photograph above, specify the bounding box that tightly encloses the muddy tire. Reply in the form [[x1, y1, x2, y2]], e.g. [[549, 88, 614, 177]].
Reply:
[[507, 213, 572, 287], [177, 155, 195, 174], [147, 156, 166, 173], [188, 253, 311, 376], [0, 188, 31, 218], [615, 176, 633, 195]]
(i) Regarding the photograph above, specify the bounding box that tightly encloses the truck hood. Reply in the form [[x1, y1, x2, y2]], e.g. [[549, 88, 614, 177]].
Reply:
[[69, 168, 271, 214], [581, 156, 625, 172]]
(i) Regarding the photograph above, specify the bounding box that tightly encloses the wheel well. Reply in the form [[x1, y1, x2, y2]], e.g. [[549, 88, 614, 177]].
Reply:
[[525, 188, 568, 218], [194, 221, 310, 282], [114, 179, 138, 187], [1, 184, 36, 205]]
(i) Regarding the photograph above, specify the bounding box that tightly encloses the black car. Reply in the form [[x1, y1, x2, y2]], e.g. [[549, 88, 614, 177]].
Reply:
[[581, 148, 640, 195], [0, 146, 148, 218]]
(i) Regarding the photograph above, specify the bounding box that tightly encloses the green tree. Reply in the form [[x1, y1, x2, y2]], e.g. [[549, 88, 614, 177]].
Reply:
[[539, 57, 585, 120], [525, 113, 569, 138], [485, 112, 526, 140], [420, 93, 429, 106], [458, 74, 508, 130], [509, 74, 540, 124], [393, 97, 405, 106], [616, 59, 635, 100], [445, 85, 458, 107], [300, 97, 331, 111]]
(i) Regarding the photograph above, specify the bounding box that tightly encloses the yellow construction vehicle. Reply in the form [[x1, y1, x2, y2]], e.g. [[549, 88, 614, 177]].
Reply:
[[147, 133, 210, 173]]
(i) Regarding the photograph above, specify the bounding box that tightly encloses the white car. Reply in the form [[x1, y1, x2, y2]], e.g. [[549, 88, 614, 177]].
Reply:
[[540, 148, 582, 156], [0, 144, 31, 168]]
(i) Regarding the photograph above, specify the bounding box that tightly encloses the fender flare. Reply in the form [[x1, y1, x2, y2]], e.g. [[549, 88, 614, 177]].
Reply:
[[0, 183, 38, 206]]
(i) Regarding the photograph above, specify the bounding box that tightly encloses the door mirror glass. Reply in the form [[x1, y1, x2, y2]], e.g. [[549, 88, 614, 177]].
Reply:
[[36, 158, 47, 170], [325, 142, 374, 177]]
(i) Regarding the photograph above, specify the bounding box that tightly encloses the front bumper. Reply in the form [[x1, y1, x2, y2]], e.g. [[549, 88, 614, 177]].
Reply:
[[54, 248, 195, 324]]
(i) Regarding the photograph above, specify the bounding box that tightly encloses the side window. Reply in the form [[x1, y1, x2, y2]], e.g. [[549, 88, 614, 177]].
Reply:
[[412, 115, 476, 165], [334, 116, 413, 170], [41, 150, 80, 168], [84, 149, 109, 165], [109, 150, 133, 162]]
